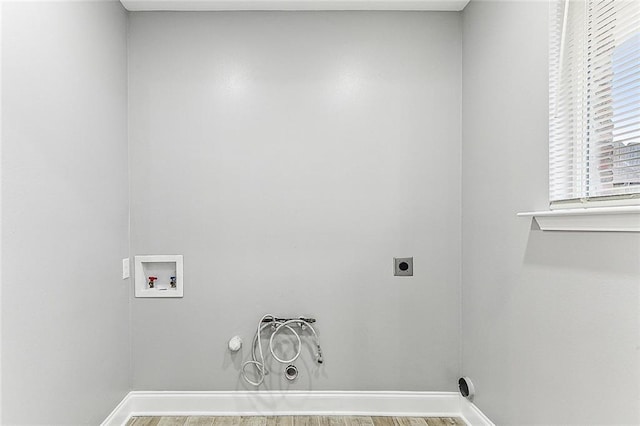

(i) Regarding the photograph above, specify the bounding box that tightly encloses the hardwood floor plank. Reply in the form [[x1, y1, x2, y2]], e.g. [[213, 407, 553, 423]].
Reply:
[[436, 418, 459, 426], [213, 416, 242, 425], [186, 417, 216, 426], [391, 418, 427, 426], [157, 417, 188, 426], [371, 416, 397, 426], [292, 416, 314, 426], [128, 416, 466, 426], [370, 417, 395, 426], [129, 417, 162, 426], [326, 416, 347, 426], [313, 416, 332, 426], [240, 416, 267, 426], [266, 416, 295, 426], [343, 417, 374, 426]]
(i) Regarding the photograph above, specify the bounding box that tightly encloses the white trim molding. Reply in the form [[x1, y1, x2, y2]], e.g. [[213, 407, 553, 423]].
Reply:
[[518, 206, 640, 232], [460, 399, 494, 426], [101, 391, 494, 426], [119, 0, 470, 11]]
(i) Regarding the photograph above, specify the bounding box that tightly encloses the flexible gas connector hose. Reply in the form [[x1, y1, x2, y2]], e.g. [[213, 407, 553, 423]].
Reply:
[[241, 314, 323, 386]]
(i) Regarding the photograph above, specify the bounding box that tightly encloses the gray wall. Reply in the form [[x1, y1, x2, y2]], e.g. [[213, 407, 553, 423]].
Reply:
[[461, 1, 640, 424], [128, 12, 462, 391], [3, 2, 635, 423], [1, 1, 130, 424]]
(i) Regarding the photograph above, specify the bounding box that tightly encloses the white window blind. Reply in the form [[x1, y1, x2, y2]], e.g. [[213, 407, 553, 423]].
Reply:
[[549, 0, 640, 205]]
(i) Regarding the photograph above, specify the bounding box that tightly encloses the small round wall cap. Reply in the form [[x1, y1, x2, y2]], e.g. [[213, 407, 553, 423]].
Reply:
[[228, 336, 243, 352]]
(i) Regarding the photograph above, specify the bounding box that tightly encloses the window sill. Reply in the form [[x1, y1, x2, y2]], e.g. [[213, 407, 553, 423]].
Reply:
[[517, 206, 640, 232]]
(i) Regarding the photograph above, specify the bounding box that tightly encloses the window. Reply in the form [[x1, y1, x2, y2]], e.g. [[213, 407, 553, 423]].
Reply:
[[549, 0, 640, 207]]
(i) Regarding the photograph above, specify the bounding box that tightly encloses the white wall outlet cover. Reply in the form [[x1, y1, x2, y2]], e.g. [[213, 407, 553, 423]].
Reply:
[[134, 255, 184, 298], [122, 258, 130, 279]]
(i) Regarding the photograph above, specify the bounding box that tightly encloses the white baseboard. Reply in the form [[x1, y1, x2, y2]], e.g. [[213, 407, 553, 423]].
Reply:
[[460, 399, 494, 426], [101, 391, 494, 426], [101, 392, 134, 426]]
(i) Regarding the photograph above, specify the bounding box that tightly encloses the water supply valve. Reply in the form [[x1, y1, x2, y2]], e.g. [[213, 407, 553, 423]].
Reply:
[[148, 276, 158, 289]]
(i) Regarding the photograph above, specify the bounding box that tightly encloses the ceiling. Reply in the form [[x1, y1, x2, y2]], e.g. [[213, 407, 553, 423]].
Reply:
[[120, 0, 470, 11]]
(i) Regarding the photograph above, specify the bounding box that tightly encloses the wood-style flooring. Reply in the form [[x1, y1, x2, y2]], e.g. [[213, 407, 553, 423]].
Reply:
[[126, 417, 466, 426]]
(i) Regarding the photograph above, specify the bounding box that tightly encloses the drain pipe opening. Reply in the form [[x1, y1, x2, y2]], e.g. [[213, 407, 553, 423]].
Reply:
[[285, 365, 298, 381]]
